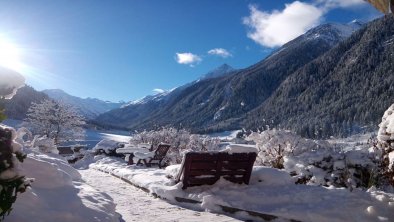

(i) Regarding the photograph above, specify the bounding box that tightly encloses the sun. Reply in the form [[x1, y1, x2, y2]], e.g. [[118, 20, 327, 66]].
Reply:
[[0, 37, 21, 71]]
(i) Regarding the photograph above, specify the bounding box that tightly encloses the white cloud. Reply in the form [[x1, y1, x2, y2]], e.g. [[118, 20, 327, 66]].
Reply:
[[243, 2, 323, 48], [152, 88, 165, 94], [207, 48, 232, 58], [243, 0, 366, 48], [175, 52, 202, 66]]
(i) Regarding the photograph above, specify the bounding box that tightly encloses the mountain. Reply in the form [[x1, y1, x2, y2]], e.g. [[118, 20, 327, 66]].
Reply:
[[43, 89, 125, 119], [200, 64, 235, 80], [95, 20, 362, 133], [3, 85, 49, 120], [243, 15, 394, 138], [94, 64, 237, 129]]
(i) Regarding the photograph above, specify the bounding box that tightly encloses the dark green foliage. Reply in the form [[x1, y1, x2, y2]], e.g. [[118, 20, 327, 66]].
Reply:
[[0, 128, 30, 220]]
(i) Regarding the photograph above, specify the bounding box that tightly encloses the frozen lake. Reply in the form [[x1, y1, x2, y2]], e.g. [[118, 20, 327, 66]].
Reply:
[[3, 119, 131, 149], [62, 128, 131, 148]]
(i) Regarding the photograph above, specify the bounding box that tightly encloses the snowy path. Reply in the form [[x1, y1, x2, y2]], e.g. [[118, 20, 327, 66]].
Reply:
[[79, 169, 241, 222]]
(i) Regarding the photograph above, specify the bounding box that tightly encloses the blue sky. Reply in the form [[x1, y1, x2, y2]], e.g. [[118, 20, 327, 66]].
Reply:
[[0, 0, 381, 102]]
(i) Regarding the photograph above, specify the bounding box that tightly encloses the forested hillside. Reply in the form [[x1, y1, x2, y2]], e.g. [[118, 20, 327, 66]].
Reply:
[[244, 15, 394, 138]]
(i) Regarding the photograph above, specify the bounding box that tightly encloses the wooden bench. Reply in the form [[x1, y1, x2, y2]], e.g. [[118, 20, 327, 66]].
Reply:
[[134, 143, 171, 168], [175, 152, 257, 189]]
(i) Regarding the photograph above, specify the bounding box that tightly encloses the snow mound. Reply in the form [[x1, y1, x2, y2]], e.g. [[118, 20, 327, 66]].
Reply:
[[221, 144, 258, 154], [92, 139, 119, 153], [8, 151, 119, 222], [250, 166, 295, 186]]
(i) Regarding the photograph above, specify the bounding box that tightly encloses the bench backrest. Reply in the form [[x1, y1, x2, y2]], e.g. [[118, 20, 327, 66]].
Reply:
[[177, 152, 257, 189], [152, 144, 170, 161]]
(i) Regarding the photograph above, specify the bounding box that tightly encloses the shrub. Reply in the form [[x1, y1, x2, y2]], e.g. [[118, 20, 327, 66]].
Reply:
[[284, 148, 376, 189], [0, 126, 32, 220], [246, 129, 328, 168], [247, 129, 378, 189], [371, 104, 394, 187]]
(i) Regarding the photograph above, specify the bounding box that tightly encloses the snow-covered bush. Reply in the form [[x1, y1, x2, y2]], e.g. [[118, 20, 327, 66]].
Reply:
[[0, 126, 32, 220], [130, 127, 220, 164], [247, 129, 378, 189], [284, 148, 376, 189], [371, 104, 394, 186], [246, 129, 328, 168]]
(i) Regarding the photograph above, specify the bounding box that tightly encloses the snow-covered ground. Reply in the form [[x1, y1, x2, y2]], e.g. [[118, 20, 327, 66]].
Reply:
[[5, 122, 394, 222], [327, 132, 375, 151], [6, 151, 121, 222], [86, 155, 394, 222], [79, 169, 241, 222], [207, 130, 241, 141]]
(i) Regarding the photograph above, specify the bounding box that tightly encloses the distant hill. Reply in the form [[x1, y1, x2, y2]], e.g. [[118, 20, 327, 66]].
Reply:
[[3, 85, 49, 120], [95, 20, 363, 135], [43, 89, 125, 120], [244, 15, 394, 138]]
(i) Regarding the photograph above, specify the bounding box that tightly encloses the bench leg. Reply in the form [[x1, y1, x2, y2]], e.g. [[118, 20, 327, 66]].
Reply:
[[128, 158, 133, 165], [142, 159, 150, 167], [127, 154, 134, 165], [136, 159, 143, 166]]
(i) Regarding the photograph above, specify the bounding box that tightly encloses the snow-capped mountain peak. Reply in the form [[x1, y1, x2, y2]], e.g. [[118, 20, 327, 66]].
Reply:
[[303, 21, 363, 44]]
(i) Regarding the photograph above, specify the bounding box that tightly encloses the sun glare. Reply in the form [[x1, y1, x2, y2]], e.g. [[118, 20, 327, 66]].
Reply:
[[0, 37, 21, 71]]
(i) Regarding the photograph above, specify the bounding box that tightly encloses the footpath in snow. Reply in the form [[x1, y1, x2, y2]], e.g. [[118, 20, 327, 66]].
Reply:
[[79, 168, 240, 222]]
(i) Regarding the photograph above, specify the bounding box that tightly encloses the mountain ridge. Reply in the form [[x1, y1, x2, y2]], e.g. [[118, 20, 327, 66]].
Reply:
[[43, 89, 125, 119], [95, 19, 363, 134], [243, 15, 394, 138]]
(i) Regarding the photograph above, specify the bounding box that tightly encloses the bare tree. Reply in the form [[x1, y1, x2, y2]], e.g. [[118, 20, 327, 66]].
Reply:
[[25, 99, 85, 144]]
